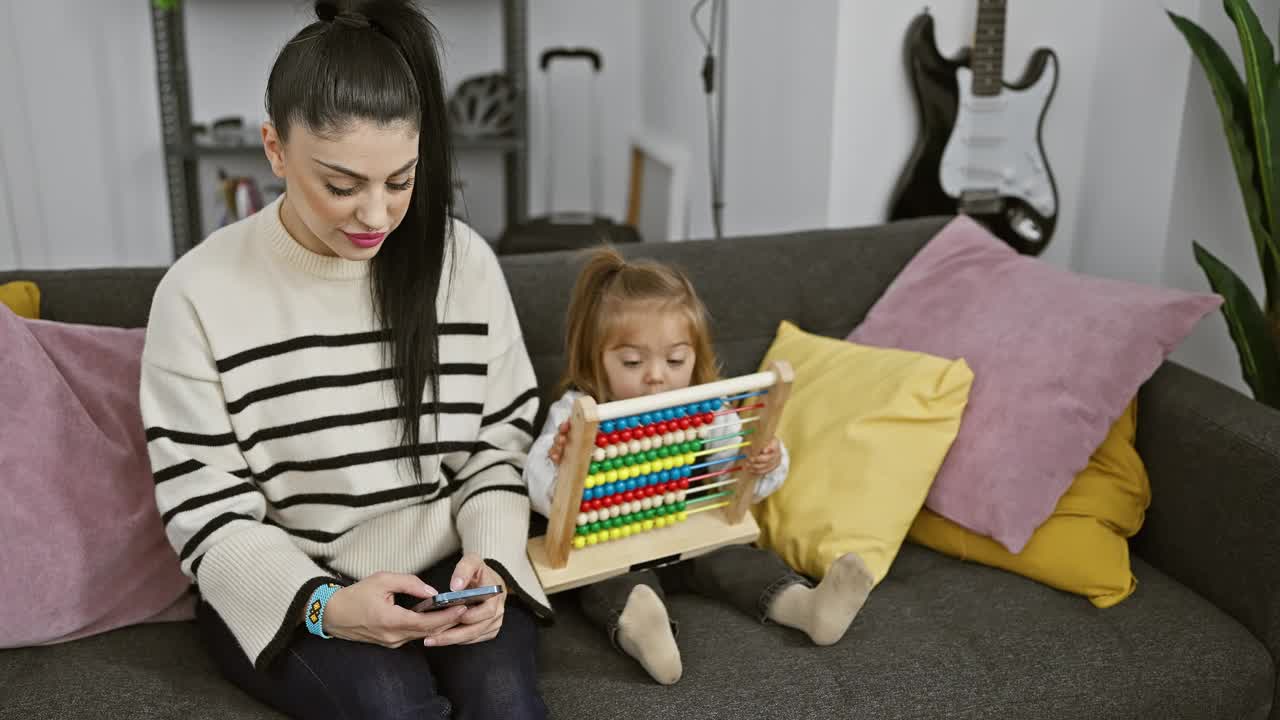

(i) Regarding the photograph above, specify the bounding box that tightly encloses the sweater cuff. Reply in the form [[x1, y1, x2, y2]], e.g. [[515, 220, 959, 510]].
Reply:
[[195, 524, 334, 668], [456, 490, 553, 620]]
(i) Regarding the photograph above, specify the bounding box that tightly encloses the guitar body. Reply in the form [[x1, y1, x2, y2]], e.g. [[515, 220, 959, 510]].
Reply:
[[889, 11, 1059, 256]]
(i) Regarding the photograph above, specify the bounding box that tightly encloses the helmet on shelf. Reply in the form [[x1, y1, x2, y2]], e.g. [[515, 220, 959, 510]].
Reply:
[[448, 72, 518, 139]]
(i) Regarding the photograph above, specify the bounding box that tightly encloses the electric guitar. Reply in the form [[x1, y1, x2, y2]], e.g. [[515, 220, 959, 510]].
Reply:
[[888, 0, 1058, 255]]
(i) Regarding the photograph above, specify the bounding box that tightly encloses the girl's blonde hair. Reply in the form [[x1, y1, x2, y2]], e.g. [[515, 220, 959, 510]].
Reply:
[[560, 247, 720, 400]]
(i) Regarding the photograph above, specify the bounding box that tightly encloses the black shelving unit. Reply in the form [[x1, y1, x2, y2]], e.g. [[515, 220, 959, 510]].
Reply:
[[150, 0, 529, 259]]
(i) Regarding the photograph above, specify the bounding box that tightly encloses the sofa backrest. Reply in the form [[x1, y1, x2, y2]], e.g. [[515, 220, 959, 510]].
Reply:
[[0, 216, 946, 402]]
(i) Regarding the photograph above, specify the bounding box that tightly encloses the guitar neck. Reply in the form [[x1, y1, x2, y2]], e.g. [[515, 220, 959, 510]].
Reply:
[[971, 0, 1007, 96]]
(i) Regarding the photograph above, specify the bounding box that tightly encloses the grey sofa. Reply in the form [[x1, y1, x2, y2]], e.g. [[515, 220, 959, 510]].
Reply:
[[2, 216, 1277, 720]]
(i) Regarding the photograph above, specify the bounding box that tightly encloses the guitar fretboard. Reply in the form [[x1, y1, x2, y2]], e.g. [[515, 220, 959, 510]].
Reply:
[[972, 0, 1006, 97]]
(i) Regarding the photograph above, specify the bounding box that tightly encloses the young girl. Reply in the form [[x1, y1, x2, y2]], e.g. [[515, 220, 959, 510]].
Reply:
[[525, 248, 875, 685]]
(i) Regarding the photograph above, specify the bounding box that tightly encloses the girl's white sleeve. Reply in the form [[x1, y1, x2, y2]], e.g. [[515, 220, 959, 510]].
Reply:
[[524, 391, 580, 518], [704, 410, 790, 503]]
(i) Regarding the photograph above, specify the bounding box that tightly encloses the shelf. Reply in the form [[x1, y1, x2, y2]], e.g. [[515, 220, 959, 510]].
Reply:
[[167, 134, 523, 159]]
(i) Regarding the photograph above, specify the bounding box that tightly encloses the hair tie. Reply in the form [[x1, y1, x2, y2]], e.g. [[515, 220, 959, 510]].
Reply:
[[316, 3, 371, 29], [333, 10, 371, 29]]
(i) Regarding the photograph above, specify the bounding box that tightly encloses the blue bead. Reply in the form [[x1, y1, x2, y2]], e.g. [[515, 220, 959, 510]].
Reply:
[[701, 401, 714, 414], [662, 409, 675, 421], [709, 398, 722, 411], [622, 480, 632, 492], [676, 405, 688, 418], [583, 488, 595, 500], [601, 420, 615, 434], [640, 413, 652, 425], [682, 467, 693, 478], [656, 470, 667, 483]]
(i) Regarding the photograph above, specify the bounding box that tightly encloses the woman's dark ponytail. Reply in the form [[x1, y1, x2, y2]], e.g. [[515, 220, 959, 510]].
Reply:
[[267, 1, 456, 481]]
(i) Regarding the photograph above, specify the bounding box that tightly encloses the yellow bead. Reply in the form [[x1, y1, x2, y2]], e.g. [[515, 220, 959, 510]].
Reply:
[[584, 475, 596, 488], [654, 517, 667, 529], [610, 528, 622, 541], [630, 522, 642, 534], [662, 458, 674, 471], [684, 453, 696, 465], [643, 520, 655, 531], [573, 536, 586, 549], [606, 470, 618, 483], [587, 533, 599, 545], [640, 462, 652, 475], [621, 525, 632, 538], [676, 511, 688, 522]]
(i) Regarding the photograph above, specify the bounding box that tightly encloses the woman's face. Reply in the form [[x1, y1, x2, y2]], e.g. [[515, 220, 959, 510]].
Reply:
[[262, 119, 419, 260]]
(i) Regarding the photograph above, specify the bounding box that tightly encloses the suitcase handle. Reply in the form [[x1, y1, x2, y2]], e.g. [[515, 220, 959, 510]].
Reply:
[[539, 47, 602, 72]]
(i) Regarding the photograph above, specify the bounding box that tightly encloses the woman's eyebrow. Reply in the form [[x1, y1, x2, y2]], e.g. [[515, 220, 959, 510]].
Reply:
[[313, 157, 418, 182]]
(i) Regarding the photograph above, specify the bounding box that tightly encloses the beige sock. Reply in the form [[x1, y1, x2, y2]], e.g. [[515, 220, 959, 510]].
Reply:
[[615, 584, 683, 684], [766, 552, 875, 646]]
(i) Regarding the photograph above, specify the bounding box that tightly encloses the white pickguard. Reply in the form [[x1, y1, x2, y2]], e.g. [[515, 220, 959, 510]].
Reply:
[[939, 56, 1057, 217]]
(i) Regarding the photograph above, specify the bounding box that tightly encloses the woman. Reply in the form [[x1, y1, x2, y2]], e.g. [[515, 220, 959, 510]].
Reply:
[[140, 2, 550, 717]]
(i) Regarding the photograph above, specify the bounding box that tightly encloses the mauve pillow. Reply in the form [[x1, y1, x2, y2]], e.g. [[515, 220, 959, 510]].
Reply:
[[0, 307, 193, 647], [848, 216, 1220, 553]]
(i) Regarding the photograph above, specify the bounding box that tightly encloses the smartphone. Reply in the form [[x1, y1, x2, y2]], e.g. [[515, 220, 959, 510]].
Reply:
[[410, 585, 504, 613]]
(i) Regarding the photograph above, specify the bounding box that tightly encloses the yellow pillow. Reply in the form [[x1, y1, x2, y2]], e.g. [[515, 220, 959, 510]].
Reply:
[[753, 321, 973, 583], [907, 399, 1150, 607], [0, 281, 40, 319]]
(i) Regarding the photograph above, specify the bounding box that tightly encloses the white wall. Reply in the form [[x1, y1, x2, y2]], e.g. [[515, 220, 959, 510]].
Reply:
[[0, 0, 169, 270]]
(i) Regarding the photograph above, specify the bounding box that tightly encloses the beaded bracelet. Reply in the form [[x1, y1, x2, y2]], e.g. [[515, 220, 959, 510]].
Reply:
[[305, 582, 341, 639]]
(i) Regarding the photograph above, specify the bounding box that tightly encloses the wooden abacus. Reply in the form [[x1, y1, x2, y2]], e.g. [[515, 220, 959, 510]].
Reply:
[[527, 361, 794, 593]]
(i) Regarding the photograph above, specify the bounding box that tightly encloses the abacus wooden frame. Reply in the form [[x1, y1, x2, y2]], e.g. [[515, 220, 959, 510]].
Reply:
[[526, 361, 794, 594]]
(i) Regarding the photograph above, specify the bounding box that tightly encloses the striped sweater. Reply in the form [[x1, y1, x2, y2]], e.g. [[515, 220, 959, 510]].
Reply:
[[140, 196, 550, 669]]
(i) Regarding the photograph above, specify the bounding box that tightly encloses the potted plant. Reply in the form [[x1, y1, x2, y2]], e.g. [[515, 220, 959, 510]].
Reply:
[[1170, 0, 1280, 406]]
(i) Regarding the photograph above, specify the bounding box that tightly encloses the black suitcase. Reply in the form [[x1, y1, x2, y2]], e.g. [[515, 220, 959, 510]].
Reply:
[[498, 47, 642, 255]]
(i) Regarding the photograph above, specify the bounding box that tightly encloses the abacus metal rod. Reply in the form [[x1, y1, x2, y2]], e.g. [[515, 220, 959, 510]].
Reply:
[[595, 370, 777, 421]]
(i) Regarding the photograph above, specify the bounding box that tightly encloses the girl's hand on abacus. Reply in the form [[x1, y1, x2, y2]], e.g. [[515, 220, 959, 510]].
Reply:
[[547, 420, 570, 465], [748, 438, 782, 475]]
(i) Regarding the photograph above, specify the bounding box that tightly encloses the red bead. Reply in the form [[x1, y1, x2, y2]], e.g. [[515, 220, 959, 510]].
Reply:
[[580, 501, 591, 512], [623, 491, 635, 502], [645, 486, 656, 497], [679, 479, 690, 489], [622, 430, 634, 442], [644, 425, 656, 437], [679, 418, 691, 430], [703, 412, 715, 425], [595, 435, 608, 448]]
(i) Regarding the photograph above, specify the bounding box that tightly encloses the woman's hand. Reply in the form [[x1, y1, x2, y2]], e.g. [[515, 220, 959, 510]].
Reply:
[[747, 438, 782, 475], [424, 554, 508, 647], [321, 572, 468, 648], [547, 420, 570, 465]]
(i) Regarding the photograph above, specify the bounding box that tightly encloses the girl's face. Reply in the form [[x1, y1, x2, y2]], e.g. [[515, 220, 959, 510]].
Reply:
[[262, 119, 419, 260], [602, 306, 696, 401]]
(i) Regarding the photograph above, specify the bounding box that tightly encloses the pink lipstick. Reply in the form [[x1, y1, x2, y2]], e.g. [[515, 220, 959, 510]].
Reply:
[[344, 231, 386, 249]]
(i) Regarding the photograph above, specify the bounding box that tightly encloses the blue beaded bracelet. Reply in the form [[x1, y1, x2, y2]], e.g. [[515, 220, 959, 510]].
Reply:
[[305, 582, 341, 639]]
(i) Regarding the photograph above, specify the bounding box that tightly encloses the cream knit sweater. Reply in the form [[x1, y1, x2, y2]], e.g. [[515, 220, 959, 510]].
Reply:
[[140, 197, 549, 669]]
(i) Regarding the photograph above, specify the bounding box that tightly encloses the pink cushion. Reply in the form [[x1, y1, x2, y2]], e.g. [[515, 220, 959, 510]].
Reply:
[[0, 307, 193, 648], [848, 216, 1220, 553]]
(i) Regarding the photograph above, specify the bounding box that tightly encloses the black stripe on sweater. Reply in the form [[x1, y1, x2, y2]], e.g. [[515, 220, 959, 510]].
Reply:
[[216, 324, 488, 374], [154, 459, 253, 485], [226, 364, 486, 415], [239, 402, 485, 451], [179, 512, 255, 560], [161, 482, 258, 524], [255, 441, 493, 483], [481, 387, 540, 428], [272, 483, 438, 510], [146, 427, 237, 446]]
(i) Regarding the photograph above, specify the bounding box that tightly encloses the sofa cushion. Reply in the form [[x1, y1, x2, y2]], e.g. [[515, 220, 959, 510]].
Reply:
[[754, 321, 973, 583], [848, 216, 1220, 553], [908, 399, 1150, 608], [1, 545, 1269, 720]]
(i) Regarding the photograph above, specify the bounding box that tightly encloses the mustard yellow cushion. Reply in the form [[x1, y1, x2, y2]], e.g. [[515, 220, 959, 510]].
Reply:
[[0, 281, 40, 319], [753, 321, 973, 583], [907, 400, 1150, 607]]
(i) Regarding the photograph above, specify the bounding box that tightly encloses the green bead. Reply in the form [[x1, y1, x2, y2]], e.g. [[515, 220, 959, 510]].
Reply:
[[590, 522, 602, 533], [646, 450, 658, 462], [677, 501, 687, 511], [626, 455, 638, 467], [657, 447, 670, 458], [576, 526, 587, 536], [656, 505, 668, 516], [589, 462, 599, 474], [644, 509, 655, 519], [692, 439, 703, 451]]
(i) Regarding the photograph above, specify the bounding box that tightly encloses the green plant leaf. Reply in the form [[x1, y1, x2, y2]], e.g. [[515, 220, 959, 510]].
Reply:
[[1224, 0, 1278, 240], [1171, 10, 1279, 308], [1194, 241, 1280, 406]]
